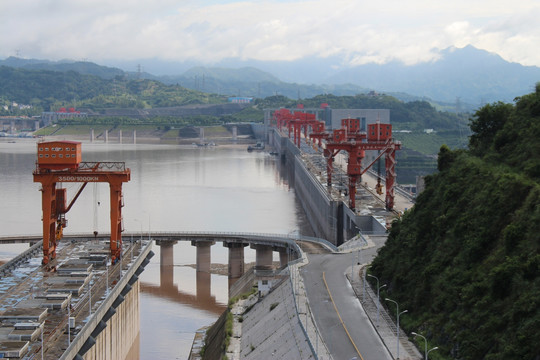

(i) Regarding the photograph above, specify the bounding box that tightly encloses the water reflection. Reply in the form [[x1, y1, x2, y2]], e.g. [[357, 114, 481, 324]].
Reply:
[[141, 241, 223, 315]]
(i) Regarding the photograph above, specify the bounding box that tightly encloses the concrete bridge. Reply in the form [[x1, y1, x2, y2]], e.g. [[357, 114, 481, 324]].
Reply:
[[0, 116, 40, 133], [0, 231, 335, 287], [0, 231, 335, 359]]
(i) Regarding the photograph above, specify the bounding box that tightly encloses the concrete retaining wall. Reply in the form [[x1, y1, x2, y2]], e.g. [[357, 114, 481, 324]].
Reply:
[[229, 267, 256, 299], [202, 309, 229, 360], [240, 279, 314, 359], [60, 242, 153, 360], [250, 123, 267, 140], [81, 283, 140, 360], [293, 155, 342, 245]]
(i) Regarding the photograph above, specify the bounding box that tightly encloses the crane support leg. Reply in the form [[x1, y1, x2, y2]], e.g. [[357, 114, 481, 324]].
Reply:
[[348, 174, 359, 210], [325, 152, 333, 187], [40, 182, 57, 265], [385, 147, 397, 210], [109, 182, 124, 263]]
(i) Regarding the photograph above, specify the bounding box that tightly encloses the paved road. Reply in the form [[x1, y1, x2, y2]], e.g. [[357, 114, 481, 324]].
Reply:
[[303, 251, 392, 360]]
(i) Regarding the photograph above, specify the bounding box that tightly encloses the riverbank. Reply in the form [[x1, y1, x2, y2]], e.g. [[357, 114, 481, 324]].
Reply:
[[31, 123, 261, 146]]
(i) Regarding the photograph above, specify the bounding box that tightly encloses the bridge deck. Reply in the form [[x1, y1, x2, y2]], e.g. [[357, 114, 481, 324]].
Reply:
[[0, 231, 338, 252]]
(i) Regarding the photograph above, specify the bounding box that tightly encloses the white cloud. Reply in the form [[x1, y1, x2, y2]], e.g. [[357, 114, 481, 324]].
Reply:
[[1, 0, 540, 67]]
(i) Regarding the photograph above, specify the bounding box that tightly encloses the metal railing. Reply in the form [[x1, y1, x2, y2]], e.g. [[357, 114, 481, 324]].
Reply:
[[78, 161, 127, 171], [288, 259, 333, 360], [0, 231, 339, 254]]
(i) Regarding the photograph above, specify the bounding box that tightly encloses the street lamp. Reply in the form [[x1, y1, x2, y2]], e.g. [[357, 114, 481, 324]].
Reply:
[[412, 332, 427, 360], [427, 346, 439, 359], [67, 297, 71, 345], [412, 332, 426, 360], [134, 219, 143, 241], [88, 278, 92, 317], [367, 274, 386, 327], [106, 260, 110, 296], [362, 267, 367, 302], [385, 298, 407, 360]]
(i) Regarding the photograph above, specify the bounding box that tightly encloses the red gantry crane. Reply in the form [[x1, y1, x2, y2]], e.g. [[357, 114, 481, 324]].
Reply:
[[271, 108, 401, 210], [33, 140, 130, 266], [272, 108, 320, 148], [310, 118, 401, 211]]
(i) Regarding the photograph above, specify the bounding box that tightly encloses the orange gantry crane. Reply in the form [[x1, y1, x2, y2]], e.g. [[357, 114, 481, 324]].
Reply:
[[303, 116, 401, 211], [33, 140, 130, 266], [321, 119, 401, 210]]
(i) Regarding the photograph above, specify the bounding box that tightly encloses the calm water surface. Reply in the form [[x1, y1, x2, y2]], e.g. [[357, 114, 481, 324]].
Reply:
[[0, 138, 309, 359]]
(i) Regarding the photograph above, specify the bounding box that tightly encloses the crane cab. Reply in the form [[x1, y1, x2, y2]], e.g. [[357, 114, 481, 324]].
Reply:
[[37, 140, 82, 171]]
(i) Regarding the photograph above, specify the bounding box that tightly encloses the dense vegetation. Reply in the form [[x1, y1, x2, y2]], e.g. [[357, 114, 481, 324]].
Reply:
[[0, 66, 225, 114], [1, 66, 467, 131], [55, 115, 227, 127], [369, 85, 540, 359]]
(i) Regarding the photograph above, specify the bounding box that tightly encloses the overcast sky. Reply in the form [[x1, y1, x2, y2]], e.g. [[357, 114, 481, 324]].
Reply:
[[2, 0, 540, 68]]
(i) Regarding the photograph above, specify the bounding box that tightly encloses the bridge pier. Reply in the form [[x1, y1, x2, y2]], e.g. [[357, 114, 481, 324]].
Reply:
[[223, 242, 246, 286], [277, 247, 289, 268], [191, 240, 215, 273], [119, 130, 123, 144], [250, 244, 273, 271], [157, 240, 177, 288]]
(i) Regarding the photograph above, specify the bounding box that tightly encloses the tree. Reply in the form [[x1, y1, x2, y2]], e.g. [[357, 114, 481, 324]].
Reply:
[[469, 101, 513, 156]]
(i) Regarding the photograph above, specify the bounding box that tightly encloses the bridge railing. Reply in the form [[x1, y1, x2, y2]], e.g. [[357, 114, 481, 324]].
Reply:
[[0, 231, 338, 253], [0, 241, 43, 277], [288, 257, 333, 360]]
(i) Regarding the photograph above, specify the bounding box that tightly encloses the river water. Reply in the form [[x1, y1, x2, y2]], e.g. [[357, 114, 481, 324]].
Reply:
[[0, 138, 311, 359]]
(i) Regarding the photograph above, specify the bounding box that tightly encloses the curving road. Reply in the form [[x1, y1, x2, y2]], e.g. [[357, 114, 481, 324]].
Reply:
[[303, 250, 392, 360]]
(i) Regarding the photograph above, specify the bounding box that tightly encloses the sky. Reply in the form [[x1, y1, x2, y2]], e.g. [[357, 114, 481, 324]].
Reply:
[[2, 0, 540, 69]]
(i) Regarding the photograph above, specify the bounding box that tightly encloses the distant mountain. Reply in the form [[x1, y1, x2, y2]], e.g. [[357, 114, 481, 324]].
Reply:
[[155, 66, 371, 100], [4, 45, 535, 108], [212, 56, 345, 84], [102, 46, 540, 106], [0, 57, 370, 101], [109, 46, 540, 106], [325, 45, 540, 105], [0, 56, 124, 79], [181, 66, 280, 83]]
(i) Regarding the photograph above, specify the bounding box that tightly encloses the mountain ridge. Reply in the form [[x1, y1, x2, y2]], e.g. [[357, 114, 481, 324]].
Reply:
[[2, 45, 539, 108]]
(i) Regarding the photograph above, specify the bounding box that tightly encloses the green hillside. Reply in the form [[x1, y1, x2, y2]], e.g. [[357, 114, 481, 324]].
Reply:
[[368, 85, 540, 359], [0, 66, 225, 114]]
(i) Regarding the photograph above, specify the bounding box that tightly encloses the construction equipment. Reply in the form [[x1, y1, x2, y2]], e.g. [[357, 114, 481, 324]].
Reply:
[[312, 118, 401, 211], [33, 140, 130, 266], [271, 108, 402, 210]]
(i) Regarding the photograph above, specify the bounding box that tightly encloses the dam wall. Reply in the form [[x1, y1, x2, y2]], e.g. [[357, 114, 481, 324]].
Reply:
[[80, 283, 140, 360], [293, 154, 343, 245], [60, 242, 154, 360], [250, 123, 267, 140], [269, 127, 386, 246]]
